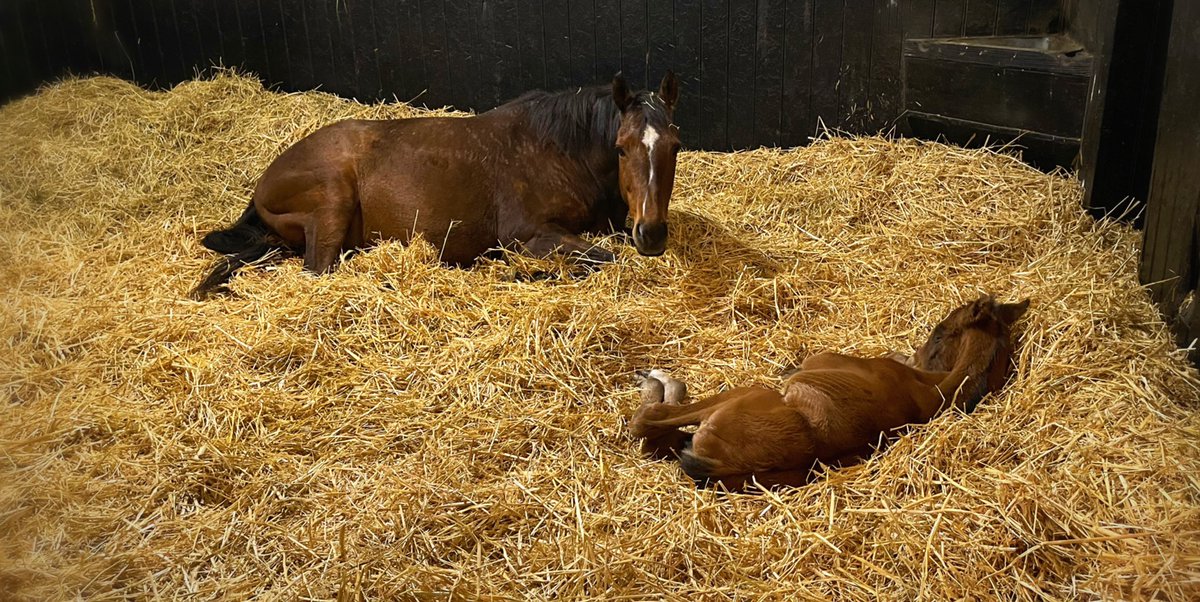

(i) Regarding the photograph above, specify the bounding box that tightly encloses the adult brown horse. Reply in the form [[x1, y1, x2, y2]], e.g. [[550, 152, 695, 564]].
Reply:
[[192, 73, 681, 298], [631, 294, 1029, 491]]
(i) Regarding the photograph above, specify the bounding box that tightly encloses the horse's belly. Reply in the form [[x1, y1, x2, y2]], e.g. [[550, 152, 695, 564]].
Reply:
[[358, 167, 498, 264]]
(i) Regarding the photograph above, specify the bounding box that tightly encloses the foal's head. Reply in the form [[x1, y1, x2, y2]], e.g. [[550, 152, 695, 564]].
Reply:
[[612, 72, 680, 256], [915, 294, 1030, 411]]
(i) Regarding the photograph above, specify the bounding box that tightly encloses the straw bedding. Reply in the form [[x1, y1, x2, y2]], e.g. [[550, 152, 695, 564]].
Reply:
[[1, 72, 1197, 601]]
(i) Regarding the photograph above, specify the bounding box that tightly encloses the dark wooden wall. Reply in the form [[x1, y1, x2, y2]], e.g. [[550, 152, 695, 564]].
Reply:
[[1140, 0, 1200, 362], [1075, 0, 1172, 225], [0, 0, 1062, 151]]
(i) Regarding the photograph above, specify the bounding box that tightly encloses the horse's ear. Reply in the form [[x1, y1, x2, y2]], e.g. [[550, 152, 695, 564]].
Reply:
[[997, 299, 1030, 326], [612, 73, 634, 112], [658, 71, 679, 111]]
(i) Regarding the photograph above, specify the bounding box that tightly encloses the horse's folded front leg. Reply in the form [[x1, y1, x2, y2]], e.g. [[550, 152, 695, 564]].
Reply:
[[522, 228, 615, 270]]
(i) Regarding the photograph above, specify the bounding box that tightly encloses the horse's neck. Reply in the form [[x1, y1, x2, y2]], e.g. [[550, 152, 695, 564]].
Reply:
[[934, 332, 1004, 412], [560, 145, 621, 211]]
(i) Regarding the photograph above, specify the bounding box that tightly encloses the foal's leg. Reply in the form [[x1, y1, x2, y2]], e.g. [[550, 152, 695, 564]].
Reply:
[[631, 373, 692, 460], [630, 385, 772, 453], [681, 391, 814, 485]]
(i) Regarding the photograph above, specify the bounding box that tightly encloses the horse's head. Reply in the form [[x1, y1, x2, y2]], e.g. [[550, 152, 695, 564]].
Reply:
[[914, 294, 1030, 411], [612, 72, 680, 256]]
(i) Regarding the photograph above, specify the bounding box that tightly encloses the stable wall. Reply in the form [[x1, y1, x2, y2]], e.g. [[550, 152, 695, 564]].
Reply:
[[1, 0, 1062, 151]]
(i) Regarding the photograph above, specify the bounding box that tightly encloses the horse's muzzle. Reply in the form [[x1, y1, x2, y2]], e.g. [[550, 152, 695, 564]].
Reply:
[[634, 221, 668, 256]]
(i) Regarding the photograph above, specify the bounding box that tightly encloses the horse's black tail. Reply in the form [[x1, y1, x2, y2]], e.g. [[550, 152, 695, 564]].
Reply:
[[192, 201, 281, 299], [678, 444, 717, 484]]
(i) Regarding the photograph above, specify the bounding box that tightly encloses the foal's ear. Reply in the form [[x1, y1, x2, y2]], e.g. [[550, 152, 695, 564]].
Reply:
[[997, 298, 1031, 326], [612, 73, 634, 112], [658, 71, 679, 111]]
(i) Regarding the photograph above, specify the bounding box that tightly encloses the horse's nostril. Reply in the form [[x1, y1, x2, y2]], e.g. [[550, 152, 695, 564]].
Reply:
[[637, 221, 668, 243]]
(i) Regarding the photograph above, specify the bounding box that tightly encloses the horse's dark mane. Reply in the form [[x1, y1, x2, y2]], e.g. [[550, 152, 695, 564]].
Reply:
[[505, 85, 661, 154]]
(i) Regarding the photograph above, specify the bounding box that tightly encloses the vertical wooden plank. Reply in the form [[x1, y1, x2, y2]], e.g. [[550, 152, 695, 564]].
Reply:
[[645, 0, 674, 92], [780, 0, 814, 146], [542, 1, 573, 91], [0, 24, 13, 101], [80, 0, 109, 73], [868, 0, 903, 133], [752, 0, 786, 147], [174, 0, 213, 77], [105, 0, 143, 80], [569, 0, 597, 83], [484, 0, 523, 104], [1081, 0, 1169, 222], [44, 0, 96, 78], [310, 0, 346, 95], [810, 0, 843, 135], [672, 0, 703, 148], [1141, 0, 1200, 319], [994, 0, 1027, 35], [127, 0, 170, 86], [377, 0, 426, 102], [161, 0, 192, 81], [301, 0, 334, 94], [1025, 0, 1061, 34], [839, 0, 874, 132], [443, 0, 480, 109], [620, 0, 648, 88], [279, 1, 313, 89], [81, 0, 110, 73], [348, 0, 382, 100], [724, 0, 757, 149], [19, 1, 55, 79], [0, 1, 32, 101], [932, 0, 966, 37], [420, 0, 453, 106], [474, 0, 500, 104], [235, 0, 271, 81], [515, 0, 547, 91], [193, 0, 224, 72], [902, 0, 936, 39], [963, 0, 999, 35], [593, 0, 621, 83], [211, 1, 244, 71], [257, 0, 291, 87], [698, 0, 729, 150]]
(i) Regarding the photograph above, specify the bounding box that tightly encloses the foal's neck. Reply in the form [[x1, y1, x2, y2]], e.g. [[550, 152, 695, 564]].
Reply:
[[935, 331, 1007, 412]]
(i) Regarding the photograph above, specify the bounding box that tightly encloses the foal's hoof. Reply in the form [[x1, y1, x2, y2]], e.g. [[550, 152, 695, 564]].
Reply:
[[638, 369, 687, 405], [637, 373, 666, 405]]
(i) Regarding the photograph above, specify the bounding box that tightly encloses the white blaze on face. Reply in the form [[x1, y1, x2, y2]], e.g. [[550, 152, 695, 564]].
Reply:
[[640, 125, 660, 218]]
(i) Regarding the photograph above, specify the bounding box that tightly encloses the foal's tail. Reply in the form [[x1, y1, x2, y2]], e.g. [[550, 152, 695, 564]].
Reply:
[[192, 201, 284, 299]]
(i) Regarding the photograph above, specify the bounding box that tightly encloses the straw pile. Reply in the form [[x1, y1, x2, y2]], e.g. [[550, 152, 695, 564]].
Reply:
[[1, 72, 1197, 601]]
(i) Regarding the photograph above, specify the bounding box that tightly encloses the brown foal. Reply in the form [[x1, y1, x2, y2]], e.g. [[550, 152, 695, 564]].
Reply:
[[630, 295, 1029, 490]]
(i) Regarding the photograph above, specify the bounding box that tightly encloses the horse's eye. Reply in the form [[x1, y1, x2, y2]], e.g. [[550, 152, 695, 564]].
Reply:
[[616, 147, 626, 157]]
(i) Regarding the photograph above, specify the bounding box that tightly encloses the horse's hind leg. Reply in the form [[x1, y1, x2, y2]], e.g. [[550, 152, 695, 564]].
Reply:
[[302, 190, 357, 274], [631, 373, 691, 460]]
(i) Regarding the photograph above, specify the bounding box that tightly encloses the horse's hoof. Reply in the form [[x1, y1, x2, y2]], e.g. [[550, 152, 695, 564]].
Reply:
[[648, 369, 688, 405], [584, 246, 616, 265], [639, 376, 665, 405]]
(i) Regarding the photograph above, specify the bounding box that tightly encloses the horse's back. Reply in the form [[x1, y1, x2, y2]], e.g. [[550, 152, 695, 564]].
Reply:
[[354, 115, 516, 262], [253, 115, 506, 263], [784, 357, 935, 448]]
